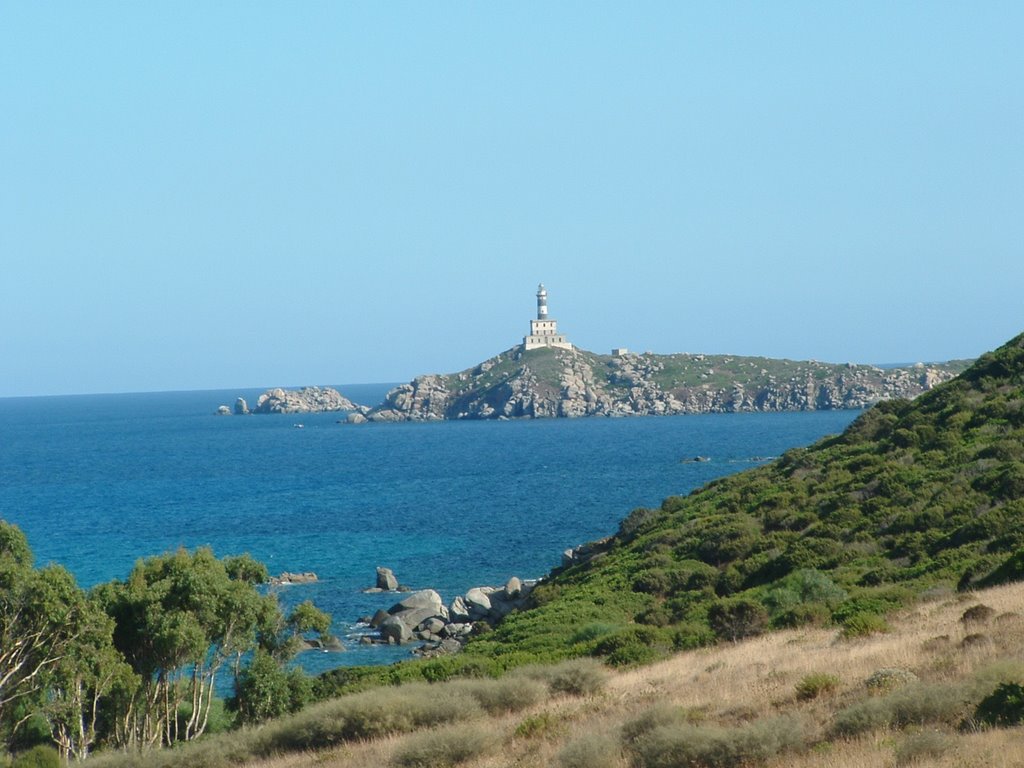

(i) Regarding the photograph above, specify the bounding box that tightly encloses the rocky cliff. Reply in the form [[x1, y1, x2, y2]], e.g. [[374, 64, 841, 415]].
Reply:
[[366, 347, 971, 422]]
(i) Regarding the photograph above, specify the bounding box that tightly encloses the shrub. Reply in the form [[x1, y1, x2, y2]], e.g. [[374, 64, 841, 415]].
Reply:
[[831, 682, 973, 737], [707, 598, 768, 642], [795, 673, 840, 701], [865, 668, 919, 692], [515, 658, 610, 696], [592, 628, 666, 667], [633, 568, 671, 595], [841, 612, 890, 638], [975, 681, 1024, 727], [672, 623, 716, 650], [895, 730, 954, 766], [558, 733, 622, 768], [621, 703, 685, 745], [771, 602, 832, 629], [629, 716, 807, 768], [569, 622, 618, 645], [619, 507, 661, 540], [447, 677, 545, 715], [391, 722, 496, 768], [11, 747, 60, 768], [763, 569, 848, 614], [253, 683, 483, 754], [961, 604, 997, 624], [636, 604, 672, 627], [514, 711, 565, 740], [960, 632, 992, 649]]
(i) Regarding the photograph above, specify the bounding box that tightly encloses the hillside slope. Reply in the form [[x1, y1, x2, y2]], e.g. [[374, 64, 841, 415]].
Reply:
[[463, 331, 1024, 663], [90, 581, 1024, 768], [366, 346, 969, 421]]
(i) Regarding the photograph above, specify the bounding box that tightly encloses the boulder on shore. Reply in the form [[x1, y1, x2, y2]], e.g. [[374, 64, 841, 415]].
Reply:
[[363, 578, 538, 651]]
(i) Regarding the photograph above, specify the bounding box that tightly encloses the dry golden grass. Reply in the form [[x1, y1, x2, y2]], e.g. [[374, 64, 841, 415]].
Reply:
[[241, 582, 1024, 768]]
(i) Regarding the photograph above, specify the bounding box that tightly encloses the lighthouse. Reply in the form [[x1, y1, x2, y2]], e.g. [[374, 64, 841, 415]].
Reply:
[[523, 283, 573, 351]]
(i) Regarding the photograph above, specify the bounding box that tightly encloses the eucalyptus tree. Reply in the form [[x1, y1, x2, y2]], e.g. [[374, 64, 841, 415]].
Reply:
[[41, 594, 136, 760], [96, 547, 331, 747], [0, 522, 84, 740]]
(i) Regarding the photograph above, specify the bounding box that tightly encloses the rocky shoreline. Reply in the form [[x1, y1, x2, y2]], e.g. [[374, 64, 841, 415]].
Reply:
[[358, 572, 538, 659]]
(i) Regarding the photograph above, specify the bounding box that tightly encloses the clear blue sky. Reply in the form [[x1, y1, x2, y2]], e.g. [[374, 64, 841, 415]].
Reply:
[[2, 3, 1022, 397]]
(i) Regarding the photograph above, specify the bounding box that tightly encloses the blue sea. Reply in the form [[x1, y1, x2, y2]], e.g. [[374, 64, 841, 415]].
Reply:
[[0, 386, 859, 674]]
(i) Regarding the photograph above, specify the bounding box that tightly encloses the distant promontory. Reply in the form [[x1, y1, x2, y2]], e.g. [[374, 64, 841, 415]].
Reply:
[[222, 285, 971, 422], [362, 346, 971, 422]]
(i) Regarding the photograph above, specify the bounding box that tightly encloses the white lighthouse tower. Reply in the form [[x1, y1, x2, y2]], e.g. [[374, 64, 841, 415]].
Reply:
[[523, 283, 573, 351]]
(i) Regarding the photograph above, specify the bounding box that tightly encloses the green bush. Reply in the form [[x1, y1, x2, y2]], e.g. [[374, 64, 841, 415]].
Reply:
[[795, 673, 840, 701], [975, 681, 1024, 727], [840, 612, 890, 638], [589, 627, 667, 667], [391, 722, 496, 768], [632, 568, 672, 595], [707, 598, 769, 642], [672, 622, 716, 650], [568, 622, 619, 645], [771, 602, 832, 629], [11, 746, 60, 768]]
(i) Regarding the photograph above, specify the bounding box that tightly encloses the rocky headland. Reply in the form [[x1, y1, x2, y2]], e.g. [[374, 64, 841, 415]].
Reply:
[[364, 346, 971, 422]]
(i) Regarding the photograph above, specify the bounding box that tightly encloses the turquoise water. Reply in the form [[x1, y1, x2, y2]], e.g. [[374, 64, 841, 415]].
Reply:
[[0, 386, 859, 672]]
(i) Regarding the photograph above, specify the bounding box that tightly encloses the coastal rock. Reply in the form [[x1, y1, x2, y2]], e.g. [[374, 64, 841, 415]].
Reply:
[[270, 571, 318, 585], [378, 615, 413, 644], [388, 589, 444, 615], [216, 405, 232, 415], [376, 567, 399, 591], [449, 595, 471, 623], [504, 576, 523, 598], [303, 635, 345, 652], [464, 587, 492, 619], [253, 386, 363, 414], [234, 397, 250, 415]]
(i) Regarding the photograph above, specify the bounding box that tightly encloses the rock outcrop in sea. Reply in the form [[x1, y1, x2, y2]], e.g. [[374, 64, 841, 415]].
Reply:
[[251, 386, 367, 415], [364, 346, 971, 422]]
